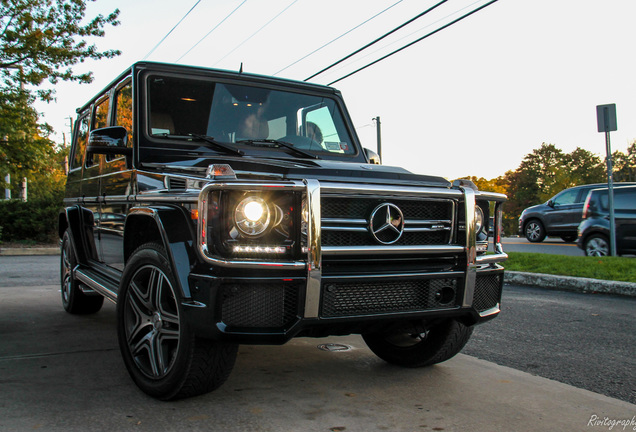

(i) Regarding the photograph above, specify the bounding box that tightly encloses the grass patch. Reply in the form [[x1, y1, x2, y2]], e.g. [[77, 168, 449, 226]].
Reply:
[[505, 252, 636, 283]]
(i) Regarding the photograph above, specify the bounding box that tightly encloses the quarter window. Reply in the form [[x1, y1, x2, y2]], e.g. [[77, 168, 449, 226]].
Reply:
[[70, 115, 89, 170]]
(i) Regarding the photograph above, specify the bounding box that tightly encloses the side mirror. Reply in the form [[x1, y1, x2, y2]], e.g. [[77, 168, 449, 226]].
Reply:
[[547, 199, 554, 207], [364, 148, 381, 164], [87, 126, 132, 165]]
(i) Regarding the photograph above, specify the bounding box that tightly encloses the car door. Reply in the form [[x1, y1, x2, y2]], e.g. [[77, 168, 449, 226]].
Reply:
[[614, 188, 636, 252], [99, 79, 133, 272], [542, 188, 580, 233]]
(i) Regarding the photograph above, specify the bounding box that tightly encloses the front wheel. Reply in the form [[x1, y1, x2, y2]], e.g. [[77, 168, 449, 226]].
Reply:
[[117, 243, 238, 400], [524, 220, 546, 243], [584, 234, 609, 257], [362, 319, 473, 368]]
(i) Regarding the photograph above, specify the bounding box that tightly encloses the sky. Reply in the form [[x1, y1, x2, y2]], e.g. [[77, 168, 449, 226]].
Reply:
[[35, 0, 636, 181]]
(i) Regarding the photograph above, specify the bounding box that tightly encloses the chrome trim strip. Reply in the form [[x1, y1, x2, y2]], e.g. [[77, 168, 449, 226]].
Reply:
[[461, 187, 477, 307], [304, 179, 322, 319], [74, 268, 117, 303], [320, 182, 464, 197], [479, 304, 501, 318], [476, 253, 508, 265], [322, 245, 464, 256], [321, 271, 463, 280]]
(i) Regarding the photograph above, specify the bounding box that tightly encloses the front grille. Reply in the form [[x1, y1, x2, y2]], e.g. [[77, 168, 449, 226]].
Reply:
[[321, 196, 455, 247], [321, 278, 460, 318], [322, 230, 449, 247], [221, 283, 299, 328], [473, 273, 503, 312]]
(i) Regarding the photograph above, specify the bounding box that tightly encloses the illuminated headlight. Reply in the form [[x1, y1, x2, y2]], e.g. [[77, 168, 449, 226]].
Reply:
[[234, 196, 270, 236], [475, 206, 485, 234]]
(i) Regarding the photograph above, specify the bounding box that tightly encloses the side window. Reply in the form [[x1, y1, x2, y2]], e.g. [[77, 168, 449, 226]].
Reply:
[[114, 81, 133, 146], [70, 115, 89, 170], [615, 189, 635, 210], [553, 188, 578, 206], [93, 97, 110, 130]]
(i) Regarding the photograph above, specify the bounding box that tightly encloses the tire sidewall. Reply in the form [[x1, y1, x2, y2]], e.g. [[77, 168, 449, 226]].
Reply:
[[116, 244, 195, 400]]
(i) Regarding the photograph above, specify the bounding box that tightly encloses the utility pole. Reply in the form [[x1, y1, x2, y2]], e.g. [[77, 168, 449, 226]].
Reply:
[[372, 116, 382, 160]]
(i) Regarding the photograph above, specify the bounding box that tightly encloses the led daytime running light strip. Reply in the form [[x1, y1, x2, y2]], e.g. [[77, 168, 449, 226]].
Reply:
[[233, 245, 287, 254]]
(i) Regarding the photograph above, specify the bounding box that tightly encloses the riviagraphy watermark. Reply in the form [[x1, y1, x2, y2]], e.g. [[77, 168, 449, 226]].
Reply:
[[587, 415, 636, 431]]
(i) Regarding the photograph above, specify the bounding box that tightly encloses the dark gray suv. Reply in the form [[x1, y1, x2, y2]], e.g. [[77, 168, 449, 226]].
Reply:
[[577, 185, 636, 256], [518, 183, 635, 243]]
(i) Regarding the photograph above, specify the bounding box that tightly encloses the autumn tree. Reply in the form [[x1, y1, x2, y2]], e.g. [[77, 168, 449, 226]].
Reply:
[[0, 0, 120, 186]]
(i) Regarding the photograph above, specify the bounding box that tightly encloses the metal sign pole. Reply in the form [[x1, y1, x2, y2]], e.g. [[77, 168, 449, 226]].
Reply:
[[597, 104, 618, 256]]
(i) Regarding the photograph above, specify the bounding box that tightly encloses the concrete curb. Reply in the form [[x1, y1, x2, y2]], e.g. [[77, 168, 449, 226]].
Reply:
[[505, 271, 636, 298], [0, 247, 59, 256]]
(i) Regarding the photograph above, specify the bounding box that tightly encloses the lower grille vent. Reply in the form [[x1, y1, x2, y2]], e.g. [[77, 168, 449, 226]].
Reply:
[[221, 283, 299, 328], [473, 273, 503, 312], [321, 278, 459, 318]]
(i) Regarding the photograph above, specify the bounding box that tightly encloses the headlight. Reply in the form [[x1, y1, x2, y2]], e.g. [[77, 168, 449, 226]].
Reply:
[[234, 196, 270, 236], [475, 205, 485, 234]]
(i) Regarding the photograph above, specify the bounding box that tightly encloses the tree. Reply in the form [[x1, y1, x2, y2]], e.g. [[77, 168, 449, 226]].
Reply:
[[0, 0, 120, 188], [0, 0, 120, 101], [613, 140, 636, 182]]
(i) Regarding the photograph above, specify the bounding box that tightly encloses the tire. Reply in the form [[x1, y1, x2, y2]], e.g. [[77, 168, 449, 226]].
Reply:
[[584, 234, 609, 257], [362, 319, 473, 368], [560, 235, 577, 243], [117, 243, 238, 400], [524, 220, 546, 243], [60, 230, 104, 314]]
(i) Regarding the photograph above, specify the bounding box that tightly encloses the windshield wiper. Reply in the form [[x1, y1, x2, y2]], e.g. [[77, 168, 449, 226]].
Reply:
[[237, 139, 319, 159], [189, 134, 244, 157]]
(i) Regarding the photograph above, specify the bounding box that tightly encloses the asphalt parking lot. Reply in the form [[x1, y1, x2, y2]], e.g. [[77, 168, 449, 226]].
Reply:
[[1, 264, 634, 432]]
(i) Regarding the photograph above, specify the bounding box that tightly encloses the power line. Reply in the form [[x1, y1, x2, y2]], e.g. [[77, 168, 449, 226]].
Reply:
[[305, 0, 448, 82], [212, 0, 300, 67], [143, 0, 202, 60], [176, 0, 248, 63], [327, 0, 500, 86], [328, 0, 485, 76], [273, 0, 405, 76]]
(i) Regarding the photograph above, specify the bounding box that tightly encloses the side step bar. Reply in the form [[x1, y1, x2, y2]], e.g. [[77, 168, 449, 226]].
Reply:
[[74, 266, 119, 303]]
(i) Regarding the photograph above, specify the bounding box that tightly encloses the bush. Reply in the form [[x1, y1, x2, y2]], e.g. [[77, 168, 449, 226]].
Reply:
[[0, 197, 61, 243]]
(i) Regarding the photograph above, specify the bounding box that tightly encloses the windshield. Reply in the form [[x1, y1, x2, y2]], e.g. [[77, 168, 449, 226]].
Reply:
[[146, 74, 357, 158]]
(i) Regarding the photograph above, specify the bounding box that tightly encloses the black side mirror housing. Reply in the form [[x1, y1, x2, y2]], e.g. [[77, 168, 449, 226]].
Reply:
[[364, 148, 381, 164], [87, 126, 132, 167]]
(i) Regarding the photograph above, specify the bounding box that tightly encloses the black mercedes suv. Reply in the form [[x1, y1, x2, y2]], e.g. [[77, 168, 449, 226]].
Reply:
[[59, 62, 507, 399]]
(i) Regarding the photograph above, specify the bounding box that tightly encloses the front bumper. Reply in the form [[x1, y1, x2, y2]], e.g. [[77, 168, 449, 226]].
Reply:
[[187, 181, 507, 344]]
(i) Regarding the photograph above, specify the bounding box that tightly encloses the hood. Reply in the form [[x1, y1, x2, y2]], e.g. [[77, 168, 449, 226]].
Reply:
[[155, 156, 451, 188]]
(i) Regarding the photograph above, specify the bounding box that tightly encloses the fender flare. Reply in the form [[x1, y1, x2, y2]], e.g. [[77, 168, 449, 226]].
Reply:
[[123, 206, 197, 299]]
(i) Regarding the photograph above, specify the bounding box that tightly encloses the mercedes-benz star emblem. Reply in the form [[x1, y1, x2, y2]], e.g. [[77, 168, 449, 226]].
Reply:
[[369, 203, 404, 244]]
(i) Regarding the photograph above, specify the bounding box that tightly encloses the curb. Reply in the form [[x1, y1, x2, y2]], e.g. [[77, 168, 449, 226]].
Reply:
[[0, 247, 59, 256], [505, 271, 636, 298]]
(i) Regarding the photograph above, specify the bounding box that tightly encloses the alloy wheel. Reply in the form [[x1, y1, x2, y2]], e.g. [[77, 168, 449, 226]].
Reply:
[[123, 265, 181, 379]]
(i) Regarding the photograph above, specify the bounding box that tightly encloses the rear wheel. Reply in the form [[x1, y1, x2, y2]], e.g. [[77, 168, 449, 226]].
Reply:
[[60, 230, 104, 314], [117, 243, 238, 400], [362, 319, 473, 368], [584, 234, 609, 257], [524, 220, 546, 243]]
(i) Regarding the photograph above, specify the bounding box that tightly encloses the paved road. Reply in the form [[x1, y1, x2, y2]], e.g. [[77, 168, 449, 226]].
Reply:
[[464, 284, 636, 404], [1, 255, 634, 431], [500, 236, 584, 256]]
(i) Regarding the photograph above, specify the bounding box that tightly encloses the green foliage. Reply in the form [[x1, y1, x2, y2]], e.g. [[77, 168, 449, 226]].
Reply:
[[0, 196, 61, 243], [613, 141, 636, 182], [505, 252, 636, 283], [0, 0, 120, 101]]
